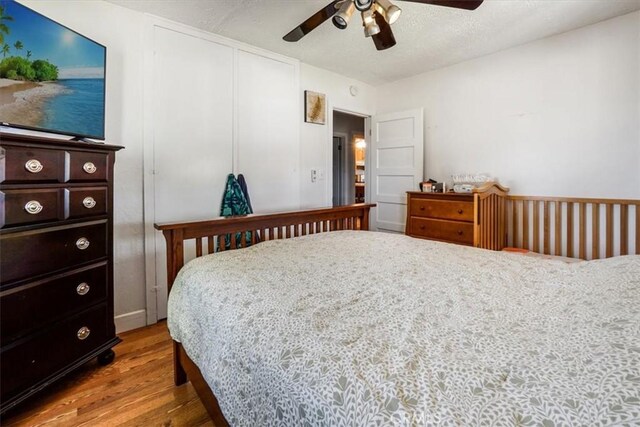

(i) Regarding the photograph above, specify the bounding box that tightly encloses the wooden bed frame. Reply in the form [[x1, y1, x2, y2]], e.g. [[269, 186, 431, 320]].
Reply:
[[506, 196, 640, 259], [154, 197, 639, 423], [154, 203, 375, 424]]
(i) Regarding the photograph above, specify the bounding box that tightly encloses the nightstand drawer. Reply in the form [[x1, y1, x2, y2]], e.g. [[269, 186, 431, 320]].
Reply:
[[0, 304, 109, 402], [409, 217, 474, 245], [0, 146, 66, 184], [67, 187, 108, 219], [0, 222, 108, 285], [410, 199, 474, 222], [1, 263, 108, 346], [0, 189, 64, 228]]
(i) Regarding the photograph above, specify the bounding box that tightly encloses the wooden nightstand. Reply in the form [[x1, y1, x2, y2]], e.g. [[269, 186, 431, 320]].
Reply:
[[405, 182, 509, 249]]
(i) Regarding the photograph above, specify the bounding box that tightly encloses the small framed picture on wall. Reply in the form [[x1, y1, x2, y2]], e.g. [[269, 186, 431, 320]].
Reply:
[[304, 90, 326, 125]]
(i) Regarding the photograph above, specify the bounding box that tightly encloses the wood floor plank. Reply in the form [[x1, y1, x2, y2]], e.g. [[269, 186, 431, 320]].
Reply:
[[2, 322, 214, 427]]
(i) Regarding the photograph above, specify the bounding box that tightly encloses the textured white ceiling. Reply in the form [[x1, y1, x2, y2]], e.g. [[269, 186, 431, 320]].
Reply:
[[108, 0, 640, 85]]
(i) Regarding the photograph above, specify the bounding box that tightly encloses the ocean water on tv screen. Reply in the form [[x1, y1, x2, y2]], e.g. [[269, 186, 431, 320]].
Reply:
[[41, 78, 105, 138]]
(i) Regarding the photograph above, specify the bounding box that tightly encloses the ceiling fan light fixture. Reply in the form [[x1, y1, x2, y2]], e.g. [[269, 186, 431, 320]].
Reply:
[[362, 9, 380, 37], [354, 0, 374, 12], [374, 0, 401, 25], [332, 1, 356, 29]]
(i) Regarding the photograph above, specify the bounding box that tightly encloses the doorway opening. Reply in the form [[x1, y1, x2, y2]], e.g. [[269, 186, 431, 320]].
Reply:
[[332, 110, 367, 206]]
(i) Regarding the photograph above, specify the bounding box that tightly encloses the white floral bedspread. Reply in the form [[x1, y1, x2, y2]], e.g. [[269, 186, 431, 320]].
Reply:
[[168, 231, 640, 426]]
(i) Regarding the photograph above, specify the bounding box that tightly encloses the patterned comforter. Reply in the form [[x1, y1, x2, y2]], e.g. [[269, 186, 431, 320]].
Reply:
[[168, 231, 640, 426]]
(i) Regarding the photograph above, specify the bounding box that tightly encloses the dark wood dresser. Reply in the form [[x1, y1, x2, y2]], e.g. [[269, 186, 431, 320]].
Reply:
[[0, 132, 123, 414], [406, 182, 509, 249]]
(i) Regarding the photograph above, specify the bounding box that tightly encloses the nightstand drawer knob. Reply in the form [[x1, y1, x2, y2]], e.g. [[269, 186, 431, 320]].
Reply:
[[457, 230, 463, 235], [458, 209, 464, 214], [83, 162, 97, 174], [76, 237, 90, 250], [83, 197, 97, 209], [419, 206, 425, 211], [76, 282, 90, 295], [77, 326, 91, 340], [419, 225, 425, 230], [25, 159, 44, 173], [24, 200, 43, 214]]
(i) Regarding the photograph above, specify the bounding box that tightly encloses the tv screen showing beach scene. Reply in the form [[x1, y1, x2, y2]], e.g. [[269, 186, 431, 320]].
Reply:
[[0, 1, 106, 139]]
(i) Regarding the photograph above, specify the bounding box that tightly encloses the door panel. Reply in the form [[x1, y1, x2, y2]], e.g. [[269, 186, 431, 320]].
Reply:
[[236, 51, 299, 212], [332, 136, 342, 207], [371, 109, 424, 233], [152, 27, 234, 319]]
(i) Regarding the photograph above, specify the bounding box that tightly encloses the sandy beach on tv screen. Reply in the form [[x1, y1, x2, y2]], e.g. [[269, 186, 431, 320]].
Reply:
[[0, 78, 66, 126]]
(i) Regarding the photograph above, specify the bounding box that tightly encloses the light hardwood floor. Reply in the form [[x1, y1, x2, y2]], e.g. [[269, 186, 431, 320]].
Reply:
[[2, 322, 213, 426]]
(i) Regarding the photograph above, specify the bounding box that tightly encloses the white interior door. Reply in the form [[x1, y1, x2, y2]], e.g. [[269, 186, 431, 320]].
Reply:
[[370, 109, 424, 232], [152, 27, 234, 319]]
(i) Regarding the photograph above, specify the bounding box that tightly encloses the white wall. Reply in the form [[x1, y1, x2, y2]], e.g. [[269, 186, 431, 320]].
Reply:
[[21, 0, 147, 331], [300, 64, 377, 208], [377, 11, 640, 198]]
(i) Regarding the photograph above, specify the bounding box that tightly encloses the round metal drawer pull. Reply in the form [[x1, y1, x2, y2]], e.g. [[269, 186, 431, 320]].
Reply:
[[24, 200, 43, 215], [457, 209, 464, 214], [76, 282, 90, 295], [25, 159, 43, 173], [457, 230, 464, 235], [83, 162, 97, 174], [76, 237, 90, 250], [83, 197, 97, 209], [77, 326, 91, 340]]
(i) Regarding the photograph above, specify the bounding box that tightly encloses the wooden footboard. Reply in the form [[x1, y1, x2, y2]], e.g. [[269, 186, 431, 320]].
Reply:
[[154, 204, 374, 422]]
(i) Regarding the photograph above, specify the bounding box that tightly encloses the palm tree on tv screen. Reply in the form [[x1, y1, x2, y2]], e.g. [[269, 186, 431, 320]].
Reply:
[[1, 43, 9, 58], [13, 39, 22, 53], [0, 4, 12, 45]]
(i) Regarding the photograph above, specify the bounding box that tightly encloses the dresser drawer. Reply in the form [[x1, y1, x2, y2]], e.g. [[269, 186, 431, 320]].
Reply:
[[0, 189, 64, 228], [410, 198, 474, 222], [0, 222, 107, 284], [0, 304, 109, 402], [67, 187, 108, 219], [1, 263, 107, 346], [0, 146, 66, 184], [409, 217, 474, 245], [68, 151, 108, 182]]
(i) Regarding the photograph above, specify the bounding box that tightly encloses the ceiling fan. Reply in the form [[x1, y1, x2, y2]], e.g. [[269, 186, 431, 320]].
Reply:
[[283, 0, 484, 51]]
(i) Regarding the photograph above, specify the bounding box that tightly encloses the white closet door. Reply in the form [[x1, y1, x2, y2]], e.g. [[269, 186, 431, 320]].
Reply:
[[152, 27, 234, 319], [370, 109, 424, 232], [236, 51, 299, 212]]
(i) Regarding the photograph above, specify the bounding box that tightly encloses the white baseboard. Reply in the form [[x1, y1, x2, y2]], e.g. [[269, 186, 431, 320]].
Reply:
[[114, 309, 147, 333]]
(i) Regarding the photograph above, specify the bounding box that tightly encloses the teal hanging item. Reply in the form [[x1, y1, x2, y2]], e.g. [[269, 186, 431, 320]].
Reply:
[[220, 173, 253, 249]]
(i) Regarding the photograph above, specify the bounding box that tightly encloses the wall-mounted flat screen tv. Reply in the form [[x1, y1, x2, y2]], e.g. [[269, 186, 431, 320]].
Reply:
[[0, 0, 106, 140]]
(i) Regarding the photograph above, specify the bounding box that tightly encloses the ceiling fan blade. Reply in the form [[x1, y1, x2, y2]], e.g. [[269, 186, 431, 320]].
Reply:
[[283, 0, 341, 42], [372, 12, 396, 51], [396, 0, 483, 10]]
